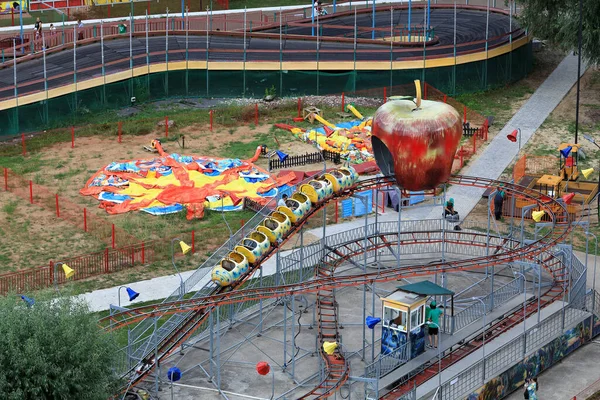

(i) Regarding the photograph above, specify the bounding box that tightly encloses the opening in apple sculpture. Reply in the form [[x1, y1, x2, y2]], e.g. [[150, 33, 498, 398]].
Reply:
[[372, 81, 462, 191]]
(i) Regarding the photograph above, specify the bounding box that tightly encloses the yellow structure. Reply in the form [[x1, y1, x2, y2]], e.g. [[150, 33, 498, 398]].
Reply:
[[558, 143, 581, 181]]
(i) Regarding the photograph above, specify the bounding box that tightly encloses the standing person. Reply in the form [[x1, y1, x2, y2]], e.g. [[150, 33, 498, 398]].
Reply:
[[426, 300, 443, 349], [34, 17, 42, 40], [77, 19, 84, 41], [493, 187, 505, 220]]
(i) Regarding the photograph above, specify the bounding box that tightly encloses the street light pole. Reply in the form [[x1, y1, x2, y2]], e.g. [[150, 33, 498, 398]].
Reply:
[[170, 238, 186, 297], [574, 0, 583, 144]]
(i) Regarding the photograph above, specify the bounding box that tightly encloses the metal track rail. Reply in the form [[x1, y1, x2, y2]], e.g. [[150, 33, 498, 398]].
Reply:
[[102, 175, 572, 397]]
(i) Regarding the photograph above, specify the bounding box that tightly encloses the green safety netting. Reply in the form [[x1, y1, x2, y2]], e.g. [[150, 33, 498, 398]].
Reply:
[[0, 42, 532, 137]]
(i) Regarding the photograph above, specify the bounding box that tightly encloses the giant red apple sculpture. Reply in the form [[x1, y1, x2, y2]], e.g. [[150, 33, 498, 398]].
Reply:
[[371, 92, 462, 191]]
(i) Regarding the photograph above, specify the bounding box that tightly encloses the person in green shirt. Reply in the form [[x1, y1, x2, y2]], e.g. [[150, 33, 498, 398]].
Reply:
[[426, 300, 443, 349]]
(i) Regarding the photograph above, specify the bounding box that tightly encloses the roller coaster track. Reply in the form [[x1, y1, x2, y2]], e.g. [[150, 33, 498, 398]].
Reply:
[[102, 174, 575, 398]]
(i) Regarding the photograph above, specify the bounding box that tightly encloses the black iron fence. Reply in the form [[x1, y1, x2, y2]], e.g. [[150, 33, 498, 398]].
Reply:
[[268, 150, 341, 170]]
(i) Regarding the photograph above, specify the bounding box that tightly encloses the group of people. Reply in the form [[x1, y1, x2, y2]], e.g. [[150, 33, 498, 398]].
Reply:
[[30, 17, 84, 45]]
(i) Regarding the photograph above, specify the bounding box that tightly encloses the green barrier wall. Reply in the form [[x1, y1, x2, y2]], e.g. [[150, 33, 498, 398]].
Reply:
[[0, 42, 532, 137]]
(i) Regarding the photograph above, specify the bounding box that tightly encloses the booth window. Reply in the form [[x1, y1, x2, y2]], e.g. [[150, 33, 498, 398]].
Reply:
[[383, 306, 407, 332], [410, 304, 426, 330]]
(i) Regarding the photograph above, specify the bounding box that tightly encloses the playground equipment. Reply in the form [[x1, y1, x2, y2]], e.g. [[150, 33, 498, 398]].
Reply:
[[278, 105, 374, 164]]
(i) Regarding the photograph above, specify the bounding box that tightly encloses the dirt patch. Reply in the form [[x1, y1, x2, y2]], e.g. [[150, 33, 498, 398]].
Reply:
[[523, 68, 600, 159], [0, 191, 105, 272]]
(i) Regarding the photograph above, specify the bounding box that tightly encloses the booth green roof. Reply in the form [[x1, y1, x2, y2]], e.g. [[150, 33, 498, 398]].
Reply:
[[397, 280, 454, 296]]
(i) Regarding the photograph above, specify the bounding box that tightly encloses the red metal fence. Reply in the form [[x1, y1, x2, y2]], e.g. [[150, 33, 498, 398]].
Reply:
[[3, 167, 138, 248], [0, 230, 196, 295]]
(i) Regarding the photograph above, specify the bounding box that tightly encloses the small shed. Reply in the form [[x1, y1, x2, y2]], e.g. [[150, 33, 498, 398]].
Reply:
[[397, 280, 455, 319], [380, 281, 454, 360]]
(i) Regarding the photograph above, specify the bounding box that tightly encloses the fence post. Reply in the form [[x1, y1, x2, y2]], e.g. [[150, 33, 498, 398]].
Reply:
[[29, 180, 33, 204], [71, 126, 75, 148], [118, 121, 122, 143], [165, 116, 169, 137], [383, 87, 387, 103], [460, 146, 464, 168], [443, 94, 447, 103], [104, 248, 109, 273], [191, 230, 195, 253], [49, 261, 54, 286], [3, 168, 6, 191], [210, 110, 213, 132], [472, 134, 477, 154], [55, 194, 60, 217], [83, 208, 87, 232], [141, 242, 145, 264], [254, 104, 259, 126], [112, 224, 115, 249], [21, 134, 26, 156], [341, 92, 345, 111], [297, 97, 302, 118], [131, 246, 135, 267]]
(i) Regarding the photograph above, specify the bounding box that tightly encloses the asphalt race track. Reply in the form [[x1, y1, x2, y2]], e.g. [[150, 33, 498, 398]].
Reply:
[[0, 7, 521, 102]]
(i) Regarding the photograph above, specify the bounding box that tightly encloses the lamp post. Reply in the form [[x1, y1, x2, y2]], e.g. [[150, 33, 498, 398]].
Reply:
[[582, 134, 600, 219], [513, 271, 528, 357], [471, 297, 487, 382], [220, 195, 235, 250], [53, 262, 74, 293], [118, 286, 140, 307], [19, 294, 35, 308], [256, 361, 275, 399], [507, 128, 521, 153], [574, 0, 583, 145], [170, 238, 190, 297]]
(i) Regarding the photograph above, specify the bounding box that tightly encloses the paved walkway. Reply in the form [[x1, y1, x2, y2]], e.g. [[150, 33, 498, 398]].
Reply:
[[505, 340, 600, 400], [78, 53, 586, 313]]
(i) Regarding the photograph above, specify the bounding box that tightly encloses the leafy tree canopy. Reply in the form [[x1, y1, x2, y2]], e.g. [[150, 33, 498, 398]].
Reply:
[[518, 0, 600, 64], [0, 295, 121, 400]]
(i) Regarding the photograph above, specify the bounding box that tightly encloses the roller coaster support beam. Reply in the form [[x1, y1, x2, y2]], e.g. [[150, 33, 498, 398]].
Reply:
[[584, 230, 598, 338], [394, 187, 402, 271], [488, 189, 495, 310], [354, 193, 370, 362], [520, 204, 537, 247]]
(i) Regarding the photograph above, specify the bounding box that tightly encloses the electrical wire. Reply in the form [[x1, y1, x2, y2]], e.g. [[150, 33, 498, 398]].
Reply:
[[285, 297, 304, 364]]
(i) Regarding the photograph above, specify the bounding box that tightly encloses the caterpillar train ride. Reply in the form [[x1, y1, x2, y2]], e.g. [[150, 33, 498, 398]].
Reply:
[[211, 166, 359, 287]]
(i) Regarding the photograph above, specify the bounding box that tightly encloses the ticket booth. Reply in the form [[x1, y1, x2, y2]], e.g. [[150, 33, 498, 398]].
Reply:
[[381, 290, 427, 359]]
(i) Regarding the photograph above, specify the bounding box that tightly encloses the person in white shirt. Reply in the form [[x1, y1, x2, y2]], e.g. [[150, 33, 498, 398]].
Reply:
[[278, 194, 288, 207]]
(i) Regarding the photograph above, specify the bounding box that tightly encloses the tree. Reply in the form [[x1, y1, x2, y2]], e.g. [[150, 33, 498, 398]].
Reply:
[[517, 0, 600, 65], [0, 294, 121, 400]]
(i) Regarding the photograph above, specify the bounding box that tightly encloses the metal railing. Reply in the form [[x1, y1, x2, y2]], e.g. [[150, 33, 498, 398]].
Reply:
[[439, 291, 595, 400]]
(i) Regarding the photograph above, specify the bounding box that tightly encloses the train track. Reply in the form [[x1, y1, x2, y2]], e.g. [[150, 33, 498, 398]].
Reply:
[[101, 174, 573, 398]]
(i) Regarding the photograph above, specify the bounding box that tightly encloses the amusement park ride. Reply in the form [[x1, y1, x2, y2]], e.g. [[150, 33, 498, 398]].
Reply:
[[102, 82, 597, 400]]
